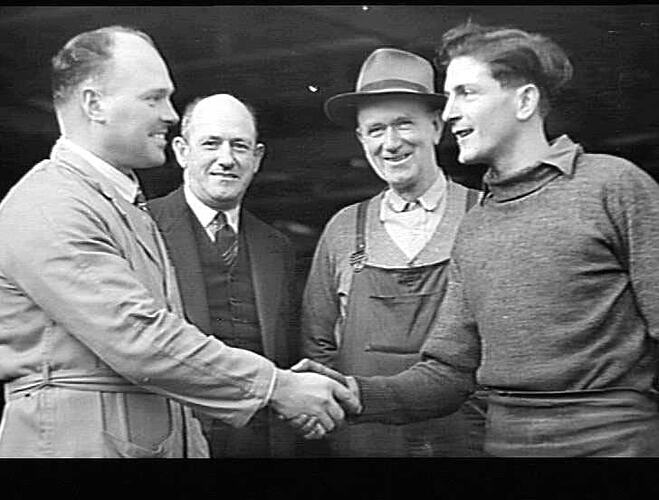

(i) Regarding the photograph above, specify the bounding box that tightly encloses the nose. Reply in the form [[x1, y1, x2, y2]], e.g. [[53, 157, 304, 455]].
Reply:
[[215, 142, 235, 168], [383, 125, 402, 151], [441, 94, 458, 124], [162, 98, 179, 125]]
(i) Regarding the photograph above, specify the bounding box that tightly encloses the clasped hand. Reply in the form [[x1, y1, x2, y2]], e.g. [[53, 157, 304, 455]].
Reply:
[[269, 359, 361, 440]]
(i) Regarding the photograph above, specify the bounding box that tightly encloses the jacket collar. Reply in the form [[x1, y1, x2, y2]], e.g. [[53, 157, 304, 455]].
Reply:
[[51, 139, 133, 208], [55, 137, 140, 204], [50, 138, 164, 269]]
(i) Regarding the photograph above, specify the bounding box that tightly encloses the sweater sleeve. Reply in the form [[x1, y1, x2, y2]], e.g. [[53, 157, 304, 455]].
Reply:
[[353, 258, 480, 424], [605, 164, 659, 341], [301, 224, 342, 369]]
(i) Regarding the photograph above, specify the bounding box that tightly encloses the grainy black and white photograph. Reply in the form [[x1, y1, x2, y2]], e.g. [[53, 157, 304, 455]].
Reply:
[[0, 4, 658, 477]]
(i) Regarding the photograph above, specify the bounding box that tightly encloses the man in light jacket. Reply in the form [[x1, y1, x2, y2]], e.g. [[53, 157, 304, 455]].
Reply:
[[0, 25, 357, 458]]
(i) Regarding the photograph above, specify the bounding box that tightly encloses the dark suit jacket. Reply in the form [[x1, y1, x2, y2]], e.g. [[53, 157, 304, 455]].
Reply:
[[148, 186, 300, 456]]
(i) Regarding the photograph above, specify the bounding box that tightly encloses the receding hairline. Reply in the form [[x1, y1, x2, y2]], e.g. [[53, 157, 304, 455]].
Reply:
[[179, 94, 260, 141], [51, 25, 161, 108]]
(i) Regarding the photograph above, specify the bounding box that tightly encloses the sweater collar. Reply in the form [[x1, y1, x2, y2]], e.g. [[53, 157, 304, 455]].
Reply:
[[483, 135, 582, 202]]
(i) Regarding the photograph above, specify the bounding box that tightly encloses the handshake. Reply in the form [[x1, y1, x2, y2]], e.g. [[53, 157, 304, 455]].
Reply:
[[269, 359, 362, 440]]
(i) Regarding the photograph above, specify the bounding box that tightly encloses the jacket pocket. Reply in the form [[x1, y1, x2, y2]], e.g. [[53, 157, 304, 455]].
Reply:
[[101, 428, 178, 458], [99, 393, 180, 458]]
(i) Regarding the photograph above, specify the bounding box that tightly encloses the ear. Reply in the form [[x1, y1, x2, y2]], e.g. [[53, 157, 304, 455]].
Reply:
[[81, 87, 106, 123], [355, 127, 368, 150], [430, 110, 444, 145], [171, 136, 189, 169], [516, 83, 541, 121], [253, 143, 266, 173]]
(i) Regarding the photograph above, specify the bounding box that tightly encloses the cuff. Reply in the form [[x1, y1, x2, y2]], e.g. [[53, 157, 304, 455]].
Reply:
[[263, 367, 278, 406], [350, 375, 396, 423]]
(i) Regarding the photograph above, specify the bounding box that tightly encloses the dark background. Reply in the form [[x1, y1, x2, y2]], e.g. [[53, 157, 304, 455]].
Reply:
[[1, 6, 658, 261], [1, 5, 658, 414]]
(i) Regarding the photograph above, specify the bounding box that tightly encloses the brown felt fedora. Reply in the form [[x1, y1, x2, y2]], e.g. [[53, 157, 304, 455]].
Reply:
[[324, 47, 446, 127]]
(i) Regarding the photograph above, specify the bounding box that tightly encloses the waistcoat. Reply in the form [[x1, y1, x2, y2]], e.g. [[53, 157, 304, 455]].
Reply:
[[190, 215, 263, 355]]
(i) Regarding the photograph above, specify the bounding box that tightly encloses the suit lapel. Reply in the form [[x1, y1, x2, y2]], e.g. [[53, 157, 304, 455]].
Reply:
[[243, 212, 278, 360], [154, 188, 211, 334]]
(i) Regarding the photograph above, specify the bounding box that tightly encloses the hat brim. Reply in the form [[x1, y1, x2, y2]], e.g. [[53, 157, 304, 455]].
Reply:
[[324, 90, 447, 127]]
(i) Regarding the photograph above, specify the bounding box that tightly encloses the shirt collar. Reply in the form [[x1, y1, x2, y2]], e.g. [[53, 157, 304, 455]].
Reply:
[[59, 137, 139, 204], [483, 134, 582, 202], [183, 183, 241, 232], [383, 169, 447, 213]]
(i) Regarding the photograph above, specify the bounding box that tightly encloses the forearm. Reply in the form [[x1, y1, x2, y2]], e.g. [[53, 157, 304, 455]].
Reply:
[[36, 277, 277, 427], [6, 202, 276, 427], [105, 311, 277, 427], [352, 357, 475, 425]]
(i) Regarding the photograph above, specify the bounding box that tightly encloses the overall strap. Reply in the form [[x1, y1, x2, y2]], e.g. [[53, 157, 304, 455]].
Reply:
[[465, 187, 481, 211], [349, 199, 370, 273]]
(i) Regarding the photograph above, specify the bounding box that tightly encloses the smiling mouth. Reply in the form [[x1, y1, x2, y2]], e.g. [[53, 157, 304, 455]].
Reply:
[[383, 152, 412, 164], [151, 133, 167, 144], [210, 172, 239, 179]]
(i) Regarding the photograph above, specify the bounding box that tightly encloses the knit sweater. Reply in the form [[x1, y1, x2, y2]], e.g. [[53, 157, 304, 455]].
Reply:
[[355, 135, 659, 424]]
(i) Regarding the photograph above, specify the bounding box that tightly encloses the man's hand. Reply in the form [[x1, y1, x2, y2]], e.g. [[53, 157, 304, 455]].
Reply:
[[291, 358, 361, 409], [269, 368, 360, 439], [287, 359, 362, 439]]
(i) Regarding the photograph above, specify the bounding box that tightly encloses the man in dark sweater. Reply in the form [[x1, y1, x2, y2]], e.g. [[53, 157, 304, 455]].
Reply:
[[293, 22, 659, 456]]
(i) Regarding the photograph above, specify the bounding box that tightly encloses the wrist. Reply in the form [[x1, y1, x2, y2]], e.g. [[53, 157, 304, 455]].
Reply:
[[346, 376, 363, 414], [269, 368, 290, 410]]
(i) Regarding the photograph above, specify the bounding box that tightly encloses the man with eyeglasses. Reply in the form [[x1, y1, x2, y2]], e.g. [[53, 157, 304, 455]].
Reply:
[[149, 94, 300, 457]]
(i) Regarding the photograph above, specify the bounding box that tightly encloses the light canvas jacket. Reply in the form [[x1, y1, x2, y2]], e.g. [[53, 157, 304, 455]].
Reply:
[[0, 140, 275, 457]]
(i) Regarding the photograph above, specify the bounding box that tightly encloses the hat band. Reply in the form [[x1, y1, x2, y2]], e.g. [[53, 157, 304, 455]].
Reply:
[[359, 78, 431, 94]]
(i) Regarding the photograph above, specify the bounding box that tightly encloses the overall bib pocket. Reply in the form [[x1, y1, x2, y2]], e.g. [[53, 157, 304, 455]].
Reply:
[[365, 291, 442, 354]]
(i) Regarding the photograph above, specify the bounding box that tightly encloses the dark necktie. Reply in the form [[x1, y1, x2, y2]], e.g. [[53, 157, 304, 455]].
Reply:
[[395, 200, 419, 212], [213, 211, 238, 267], [134, 188, 149, 212], [402, 200, 418, 212]]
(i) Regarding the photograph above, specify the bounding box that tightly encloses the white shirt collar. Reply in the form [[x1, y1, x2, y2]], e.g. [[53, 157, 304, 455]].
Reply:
[[59, 137, 140, 204], [381, 169, 447, 217], [183, 183, 241, 233]]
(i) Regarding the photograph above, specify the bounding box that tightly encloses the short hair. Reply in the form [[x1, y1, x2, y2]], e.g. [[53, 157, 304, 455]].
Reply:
[[179, 95, 260, 142], [435, 22, 573, 117], [51, 25, 155, 106]]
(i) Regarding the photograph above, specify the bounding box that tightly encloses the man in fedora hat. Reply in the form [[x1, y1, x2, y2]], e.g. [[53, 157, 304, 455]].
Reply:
[[299, 47, 485, 457], [295, 22, 659, 457]]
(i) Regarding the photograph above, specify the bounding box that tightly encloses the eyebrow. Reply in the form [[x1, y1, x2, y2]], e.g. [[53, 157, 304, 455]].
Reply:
[[198, 134, 253, 143], [445, 83, 468, 93], [141, 88, 173, 97], [362, 114, 417, 125]]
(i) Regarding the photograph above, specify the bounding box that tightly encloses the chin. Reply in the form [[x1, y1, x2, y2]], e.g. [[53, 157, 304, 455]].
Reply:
[[134, 154, 166, 170], [458, 152, 479, 166]]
